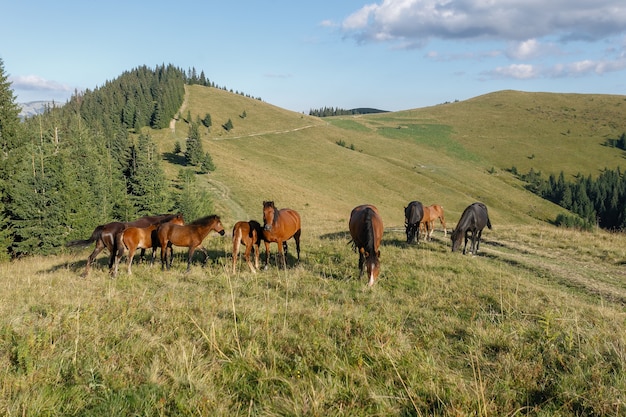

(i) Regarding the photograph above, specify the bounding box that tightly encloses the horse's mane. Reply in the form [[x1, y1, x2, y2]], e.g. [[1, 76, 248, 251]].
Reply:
[[157, 213, 183, 224], [190, 214, 220, 226]]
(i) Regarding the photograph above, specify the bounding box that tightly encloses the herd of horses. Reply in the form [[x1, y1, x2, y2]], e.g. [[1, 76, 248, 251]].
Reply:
[[66, 200, 491, 286]]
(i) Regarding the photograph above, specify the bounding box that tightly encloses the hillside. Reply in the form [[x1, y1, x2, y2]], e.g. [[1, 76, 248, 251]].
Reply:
[[151, 86, 626, 234], [3, 85, 626, 416]]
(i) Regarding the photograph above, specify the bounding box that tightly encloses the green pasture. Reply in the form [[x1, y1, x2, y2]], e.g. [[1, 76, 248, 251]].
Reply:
[[3, 86, 626, 415]]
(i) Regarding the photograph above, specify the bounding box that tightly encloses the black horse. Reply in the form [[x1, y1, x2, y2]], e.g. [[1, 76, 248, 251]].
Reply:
[[451, 202, 492, 254], [404, 201, 425, 244]]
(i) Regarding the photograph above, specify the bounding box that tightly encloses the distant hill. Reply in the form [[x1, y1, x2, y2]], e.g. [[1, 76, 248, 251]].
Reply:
[[18, 101, 62, 119]]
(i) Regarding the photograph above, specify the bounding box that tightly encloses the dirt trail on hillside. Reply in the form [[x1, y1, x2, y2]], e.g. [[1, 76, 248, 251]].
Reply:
[[481, 237, 626, 305]]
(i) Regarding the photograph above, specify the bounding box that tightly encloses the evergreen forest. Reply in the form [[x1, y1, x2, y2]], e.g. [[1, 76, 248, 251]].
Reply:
[[0, 60, 207, 259]]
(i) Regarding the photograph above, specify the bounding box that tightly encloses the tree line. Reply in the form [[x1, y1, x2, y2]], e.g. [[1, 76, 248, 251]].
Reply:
[[308, 107, 387, 117], [514, 164, 626, 230], [0, 60, 216, 259]]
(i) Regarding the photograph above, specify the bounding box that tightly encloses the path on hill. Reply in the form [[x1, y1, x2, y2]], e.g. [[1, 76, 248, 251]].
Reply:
[[210, 123, 322, 141], [204, 177, 248, 234]]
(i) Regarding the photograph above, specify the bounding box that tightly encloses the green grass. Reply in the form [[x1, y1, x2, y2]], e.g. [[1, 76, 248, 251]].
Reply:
[[1, 224, 625, 415], [3, 86, 626, 415]]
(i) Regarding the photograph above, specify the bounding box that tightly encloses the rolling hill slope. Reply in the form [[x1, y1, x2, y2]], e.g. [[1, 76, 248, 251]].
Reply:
[[151, 86, 626, 235]]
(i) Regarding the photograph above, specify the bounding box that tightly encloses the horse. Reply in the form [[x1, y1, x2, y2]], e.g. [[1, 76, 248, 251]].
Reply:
[[113, 214, 185, 276], [262, 201, 301, 269], [404, 201, 425, 244], [451, 202, 492, 255], [66, 213, 184, 277], [158, 214, 225, 271], [349, 204, 384, 286], [420, 204, 447, 240], [231, 220, 265, 274]]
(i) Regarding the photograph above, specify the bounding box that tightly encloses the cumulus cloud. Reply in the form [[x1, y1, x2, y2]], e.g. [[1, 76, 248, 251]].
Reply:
[[10, 75, 71, 93], [341, 0, 626, 45]]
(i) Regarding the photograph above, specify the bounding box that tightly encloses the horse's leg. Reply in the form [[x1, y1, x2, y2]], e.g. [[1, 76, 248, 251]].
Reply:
[[294, 229, 301, 262], [244, 243, 256, 273], [358, 251, 365, 278], [127, 247, 136, 275], [429, 221, 435, 239], [186, 247, 197, 271], [139, 248, 146, 264], [83, 241, 105, 278], [463, 230, 470, 255], [161, 243, 167, 270], [440, 215, 447, 236], [276, 239, 286, 269], [263, 241, 271, 270], [475, 230, 483, 254], [253, 242, 260, 272], [232, 233, 241, 274]]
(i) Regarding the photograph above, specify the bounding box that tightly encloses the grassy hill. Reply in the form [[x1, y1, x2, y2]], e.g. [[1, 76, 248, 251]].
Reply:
[[2, 86, 626, 416], [151, 86, 626, 233]]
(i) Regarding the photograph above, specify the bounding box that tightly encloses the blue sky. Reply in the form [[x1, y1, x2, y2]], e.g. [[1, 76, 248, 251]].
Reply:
[[2, 0, 626, 113]]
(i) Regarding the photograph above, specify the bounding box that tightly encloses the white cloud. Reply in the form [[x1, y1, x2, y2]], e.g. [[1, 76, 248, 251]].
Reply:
[[489, 64, 539, 79], [10, 75, 71, 93], [340, 0, 626, 45]]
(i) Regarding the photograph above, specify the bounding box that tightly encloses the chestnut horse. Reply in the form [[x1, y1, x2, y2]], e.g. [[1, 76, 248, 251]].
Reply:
[[231, 220, 265, 274], [113, 214, 184, 276], [66, 213, 183, 277], [420, 204, 447, 240], [262, 201, 301, 269], [404, 201, 425, 244], [349, 204, 384, 286], [158, 215, 225, 271], [451, 202, 492, 255]]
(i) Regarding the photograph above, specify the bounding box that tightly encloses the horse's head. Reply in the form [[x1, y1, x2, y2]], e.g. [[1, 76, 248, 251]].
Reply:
[[213, 216, 226, 236], [450, 228, 462, 252], [262, 201, 276, 231], [405, 221, 417, 244], [361, 248, 381, 286]]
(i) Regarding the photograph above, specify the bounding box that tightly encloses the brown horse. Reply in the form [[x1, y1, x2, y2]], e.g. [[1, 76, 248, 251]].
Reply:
[[66, 213, 183, 277], [420, 204, 447, 240], [113, 214, 184, 276], [349, 204, 384, 286], [262, 201, 301, 269], [158, 214, 225, 271], [231, 220, 265, 274]]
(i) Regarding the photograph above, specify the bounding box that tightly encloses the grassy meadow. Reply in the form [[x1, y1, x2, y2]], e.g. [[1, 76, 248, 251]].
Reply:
[[1, 86, 626, 416]]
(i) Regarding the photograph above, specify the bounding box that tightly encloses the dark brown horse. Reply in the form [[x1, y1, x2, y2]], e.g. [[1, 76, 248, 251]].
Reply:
[[158, 214, 225, 271], [66, 213, 183, 277], [420, 204, 447, 240], [231, 220, 265, 274], [451, 202, 492, 255], [113, 214, 185, 276], [349, 204, 384, 286], [262, 201, 301, 269], [404, 201, 425, 244]]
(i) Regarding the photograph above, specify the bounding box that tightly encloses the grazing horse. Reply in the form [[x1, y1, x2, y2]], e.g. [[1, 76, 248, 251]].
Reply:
[[66, 213, 183, 277], [420, 204, 447, 240], [349, 204, 384, 286], [262, 201, 301, 269], [231, 220, 265, 274], [404, 201, 425, 244], [451, 202, 492, 255], [158, 214, 225, 271], [113, 214, 185, 276]]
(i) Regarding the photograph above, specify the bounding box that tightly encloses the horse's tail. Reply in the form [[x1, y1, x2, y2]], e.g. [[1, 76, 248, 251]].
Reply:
[[65, 225, 104, 248], [363, 208, 376, 255], [486, 216, 492, 230]]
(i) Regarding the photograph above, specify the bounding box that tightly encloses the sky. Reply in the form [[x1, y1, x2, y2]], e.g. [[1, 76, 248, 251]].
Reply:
[[2, 0, 626, 113]]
